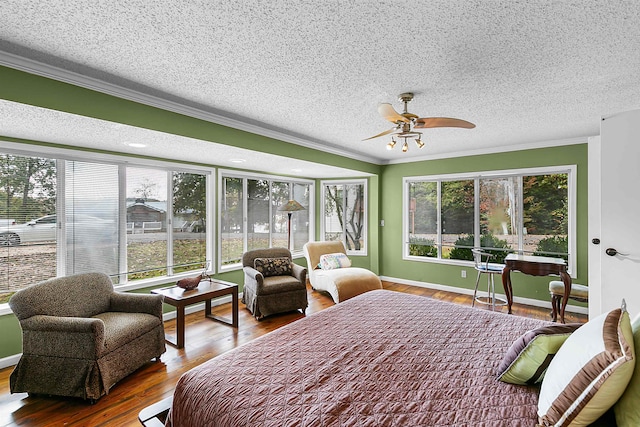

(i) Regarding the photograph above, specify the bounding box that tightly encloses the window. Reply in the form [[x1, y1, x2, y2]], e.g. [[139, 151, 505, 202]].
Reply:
[[65, 160, 119, 276], [219, 172, 313, 269], [0, 154, 57, 304], [220, 176, 243, 266], [126, 167, 208, 280], [321, 180, 367, 254], [0, 149, 211, 303], [404, 167, 574, 270]]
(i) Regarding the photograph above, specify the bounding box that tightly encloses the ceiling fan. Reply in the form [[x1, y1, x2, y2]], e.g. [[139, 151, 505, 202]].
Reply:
[[363, 92, 475, 152]]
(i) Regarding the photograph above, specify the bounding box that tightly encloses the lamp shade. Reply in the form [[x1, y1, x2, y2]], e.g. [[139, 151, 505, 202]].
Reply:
[[279, 199, 305, 212]]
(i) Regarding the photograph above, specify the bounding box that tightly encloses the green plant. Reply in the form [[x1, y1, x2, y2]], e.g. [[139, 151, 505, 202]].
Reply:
[[409, 236, 438, 257], [448, 234, 511, 263], [534, 236, 568, 261]]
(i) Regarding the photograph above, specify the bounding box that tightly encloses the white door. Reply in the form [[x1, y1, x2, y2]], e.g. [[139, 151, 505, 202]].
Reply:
[[589, 109, 640, 317]]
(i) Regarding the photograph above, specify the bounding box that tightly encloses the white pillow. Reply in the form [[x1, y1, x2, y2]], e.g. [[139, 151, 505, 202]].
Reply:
[[537, 302, 635, 426], [318, 252, 351, 270]]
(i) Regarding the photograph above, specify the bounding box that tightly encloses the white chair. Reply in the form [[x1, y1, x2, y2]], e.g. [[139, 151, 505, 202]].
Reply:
[[303, 241, 382, 303], [471, 248, 508, 310]]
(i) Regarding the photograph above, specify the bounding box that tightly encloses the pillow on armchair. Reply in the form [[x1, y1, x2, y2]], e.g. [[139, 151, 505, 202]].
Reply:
[[254, 257, 293, 277]]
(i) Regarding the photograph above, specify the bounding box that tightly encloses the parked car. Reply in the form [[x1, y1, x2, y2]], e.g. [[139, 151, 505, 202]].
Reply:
[[0, 219, 16, 227], [0, 214, 115, 246]]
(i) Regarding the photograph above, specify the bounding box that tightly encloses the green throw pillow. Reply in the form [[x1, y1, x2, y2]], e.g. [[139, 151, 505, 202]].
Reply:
[[614, 313, 640, 426], [497, 323, 582, 385]]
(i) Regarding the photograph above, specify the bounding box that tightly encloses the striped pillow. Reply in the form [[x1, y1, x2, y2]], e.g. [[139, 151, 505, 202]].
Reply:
[[537, 302, 635, 426], [497, 323, 582, 385]]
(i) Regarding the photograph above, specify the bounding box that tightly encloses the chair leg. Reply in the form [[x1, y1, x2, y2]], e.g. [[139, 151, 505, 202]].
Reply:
[[489, 274, 495, 311], [550, 295, 559, 322], [472, 271, 482, 307]]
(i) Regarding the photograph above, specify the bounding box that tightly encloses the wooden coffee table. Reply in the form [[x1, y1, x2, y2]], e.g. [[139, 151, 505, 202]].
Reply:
[[152, 279, 238, 349]]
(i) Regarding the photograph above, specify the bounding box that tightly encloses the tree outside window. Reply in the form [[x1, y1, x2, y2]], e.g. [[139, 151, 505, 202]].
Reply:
[[406, 170, 571, 267], [323, 181, 366, 253]]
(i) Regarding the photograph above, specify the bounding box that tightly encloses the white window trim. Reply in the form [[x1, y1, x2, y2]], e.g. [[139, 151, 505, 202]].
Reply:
[[217, 169, 315, 272], [320, 178, 368, 256], [403, 165, 577, 276]]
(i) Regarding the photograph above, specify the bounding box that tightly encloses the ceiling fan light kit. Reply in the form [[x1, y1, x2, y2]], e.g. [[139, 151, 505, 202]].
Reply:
[[364, 92, 475, 153]]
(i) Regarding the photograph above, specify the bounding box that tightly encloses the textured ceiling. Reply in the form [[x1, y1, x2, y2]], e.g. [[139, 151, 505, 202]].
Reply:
[[0, 0, 639, 169]]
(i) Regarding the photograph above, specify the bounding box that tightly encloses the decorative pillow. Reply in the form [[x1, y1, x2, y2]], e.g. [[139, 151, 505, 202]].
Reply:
[[614, 312, 640, 426], [254, 257, 292, 277], [319, 253, 351, 270], [538, 302, 635, 427], [496, 323, 582, 385]]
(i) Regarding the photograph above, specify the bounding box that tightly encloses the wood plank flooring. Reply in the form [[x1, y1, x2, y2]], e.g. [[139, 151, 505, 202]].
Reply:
[[0, 281, 587, 427]]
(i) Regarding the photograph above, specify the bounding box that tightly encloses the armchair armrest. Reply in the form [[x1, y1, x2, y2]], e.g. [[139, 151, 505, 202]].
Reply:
[[243, 266, 265, 294], [110, 292, 164, 319], [292, 263, 307, 285], [20, 315, 105, 358], [243, 266, 264, 283]]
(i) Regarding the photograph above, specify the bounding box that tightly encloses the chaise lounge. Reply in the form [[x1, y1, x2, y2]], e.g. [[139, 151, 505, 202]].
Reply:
[[303, 241, 382, 303]]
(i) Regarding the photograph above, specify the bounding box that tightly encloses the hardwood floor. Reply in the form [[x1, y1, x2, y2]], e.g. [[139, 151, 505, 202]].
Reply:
[[0, 281, 587, 427]]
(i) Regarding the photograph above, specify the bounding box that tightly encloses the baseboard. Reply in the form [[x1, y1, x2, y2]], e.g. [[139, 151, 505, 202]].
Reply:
[[379, 275, 589, 315], [0, 353, 21, 370]]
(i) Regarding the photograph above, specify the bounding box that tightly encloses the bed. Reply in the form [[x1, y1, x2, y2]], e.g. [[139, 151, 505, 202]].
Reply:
[[162, 289, 561, 426]]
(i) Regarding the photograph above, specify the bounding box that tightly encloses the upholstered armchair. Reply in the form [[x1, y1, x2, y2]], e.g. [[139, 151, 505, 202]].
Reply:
[[242, 247, 308, 319], [9, 272, 166, 401], [303, 241, 382, 303]]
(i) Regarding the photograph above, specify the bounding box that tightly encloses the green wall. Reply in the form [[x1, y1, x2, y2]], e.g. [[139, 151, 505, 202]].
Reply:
[[378, 144, 589, 301], [0, 66, 380, 360], [0, 64, 589, 361]]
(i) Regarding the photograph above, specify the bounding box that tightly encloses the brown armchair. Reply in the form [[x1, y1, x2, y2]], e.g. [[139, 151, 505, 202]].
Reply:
[[9, 272, 166, 401], [242, 248, 308, 319]]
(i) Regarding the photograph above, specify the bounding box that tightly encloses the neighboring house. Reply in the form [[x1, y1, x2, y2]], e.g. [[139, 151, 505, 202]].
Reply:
[[126, 199, 166, 230]]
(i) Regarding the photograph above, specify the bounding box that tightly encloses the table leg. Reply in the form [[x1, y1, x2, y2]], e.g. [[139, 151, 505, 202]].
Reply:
[[176, 306, 185, 349], [205, 298, 212, 317], [560, 271, 571, 324], [205, 290, 239, 328], [501, 267, 513, 314], [232, 290, 239, 328]]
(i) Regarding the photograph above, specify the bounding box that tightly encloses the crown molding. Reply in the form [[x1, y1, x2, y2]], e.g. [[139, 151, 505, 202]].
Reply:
[[0, 50, 382, 165], [382, 136, 591, 165]]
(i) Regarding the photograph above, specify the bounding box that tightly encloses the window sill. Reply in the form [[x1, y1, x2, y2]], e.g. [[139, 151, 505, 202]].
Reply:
[[0, 270, 212, 316]]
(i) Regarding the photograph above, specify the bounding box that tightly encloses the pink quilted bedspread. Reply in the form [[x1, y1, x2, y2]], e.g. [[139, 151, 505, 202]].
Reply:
[[168, 290, 549, 426]]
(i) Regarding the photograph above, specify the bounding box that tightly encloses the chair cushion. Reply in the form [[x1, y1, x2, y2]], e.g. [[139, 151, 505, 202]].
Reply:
[[260, 275, 305, 295], [93, 312, 162, 355], [497, 323, 582, 385], [549, 280, 589, 299], [254, 257, 292, 277], [538, 303, 634, 426]]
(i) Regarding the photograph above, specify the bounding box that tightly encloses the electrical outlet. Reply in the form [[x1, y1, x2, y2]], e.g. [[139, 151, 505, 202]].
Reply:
[[380, 219, 385, 226], [461, 270, 467, 278]]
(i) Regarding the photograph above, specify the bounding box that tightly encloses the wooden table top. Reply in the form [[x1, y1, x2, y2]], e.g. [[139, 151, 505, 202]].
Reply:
[[152, 279, 237, 302], [504, 253, 566, 266]]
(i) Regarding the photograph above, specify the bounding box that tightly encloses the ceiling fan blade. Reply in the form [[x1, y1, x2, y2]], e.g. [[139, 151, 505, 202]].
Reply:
[[378, 103, 410, 123], [414, 117, 476, 129], [362, 127, 398, 141]]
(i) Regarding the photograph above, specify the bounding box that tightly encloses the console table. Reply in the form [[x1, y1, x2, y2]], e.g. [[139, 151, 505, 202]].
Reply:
[[152, 279, 238, 348], [501, 254, 571, 323]]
